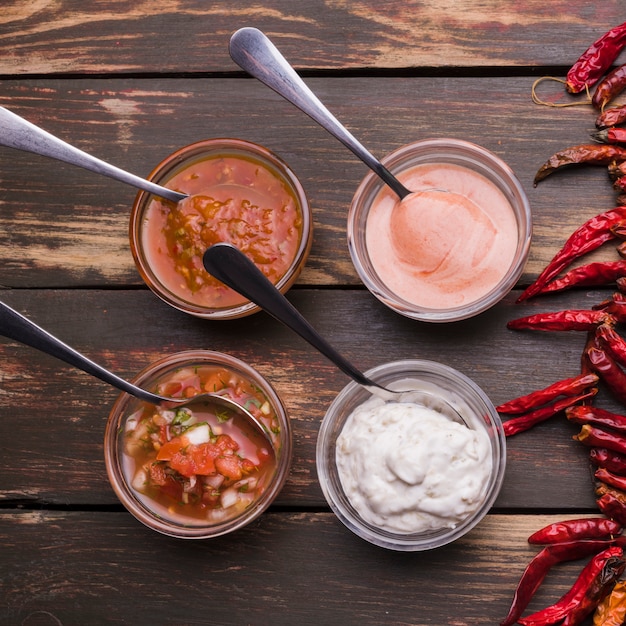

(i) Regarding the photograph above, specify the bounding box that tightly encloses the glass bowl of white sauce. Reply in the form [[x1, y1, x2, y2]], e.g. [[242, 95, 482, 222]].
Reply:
[[316, 359, 506, 551], [347, 138, 532, 322]]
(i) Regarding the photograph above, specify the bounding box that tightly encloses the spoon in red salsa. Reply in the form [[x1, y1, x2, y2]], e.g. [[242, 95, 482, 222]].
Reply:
[[0, 299, 272, 444], [203, 243, 469, 427], [0, 106, 186, 203]]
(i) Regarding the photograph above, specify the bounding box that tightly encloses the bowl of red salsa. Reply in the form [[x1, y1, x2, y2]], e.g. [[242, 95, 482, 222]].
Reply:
[[104, 350, 292, 538], [130, 138, 312, 319]]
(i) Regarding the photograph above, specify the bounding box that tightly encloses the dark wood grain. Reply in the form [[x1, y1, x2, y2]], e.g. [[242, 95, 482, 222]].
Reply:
[[0, 287, 607, 511], [1, 3, 625, 624], [0, 1, 624, 74], [0, 76, 621, 290], [0, 511, 603, 626]]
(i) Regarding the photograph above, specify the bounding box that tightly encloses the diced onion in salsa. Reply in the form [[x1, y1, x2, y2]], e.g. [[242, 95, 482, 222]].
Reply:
[[122, 365, 277, 523]]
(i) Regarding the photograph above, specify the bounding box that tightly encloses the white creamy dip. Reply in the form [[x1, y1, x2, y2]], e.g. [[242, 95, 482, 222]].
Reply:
[[335, 397, 492, 534]]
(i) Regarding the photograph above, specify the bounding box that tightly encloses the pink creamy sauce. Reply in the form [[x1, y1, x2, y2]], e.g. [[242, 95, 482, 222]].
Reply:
[[366, 162, 518, 309]]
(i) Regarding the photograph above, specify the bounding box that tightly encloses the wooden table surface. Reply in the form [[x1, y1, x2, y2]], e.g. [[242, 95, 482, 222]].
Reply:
[[2, 2, 626, 624]]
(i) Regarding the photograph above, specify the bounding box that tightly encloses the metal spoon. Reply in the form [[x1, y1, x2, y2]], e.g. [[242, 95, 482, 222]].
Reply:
[[0, 105, 187, 203], [203, 243, 468, 426], [0, 299, 272, 443], [229, 27, 413, 201]]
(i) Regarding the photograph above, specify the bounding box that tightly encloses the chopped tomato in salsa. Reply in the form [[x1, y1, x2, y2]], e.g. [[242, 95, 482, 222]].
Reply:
[[123, 365, 277, 522]]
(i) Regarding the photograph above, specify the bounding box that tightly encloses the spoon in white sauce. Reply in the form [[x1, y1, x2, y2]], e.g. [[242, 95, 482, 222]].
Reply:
[[0, 105, 186, 203], [203, 243, 468, 427]]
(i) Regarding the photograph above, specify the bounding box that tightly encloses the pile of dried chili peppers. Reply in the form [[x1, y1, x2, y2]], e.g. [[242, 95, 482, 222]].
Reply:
[[499, 21, 626, 625], [532, 20, 626, 209]]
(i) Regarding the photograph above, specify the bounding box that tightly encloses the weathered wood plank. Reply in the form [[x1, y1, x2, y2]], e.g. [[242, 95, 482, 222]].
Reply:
[[0, 511, 610, 626], [0, 76, 620, 290], [0, 1, 624, 74], [0, 288, 611, 510]]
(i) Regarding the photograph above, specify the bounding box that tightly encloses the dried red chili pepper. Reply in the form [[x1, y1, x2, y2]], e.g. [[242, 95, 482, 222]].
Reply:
[[593, 579, 626, 625], [590, 448, 626, 476], [597, 323, 626, 366], [575, 424, 626, 455], [496, 373, 598, 415], [500, 539, 626, 626], [586, 346, 626, 404], [593, 127, 626, 144], [508, 309, 615, 332], [597, 487, 626, 525], [517, 546, 624, 626], [566, 21, 626, 93], [605, 299, 626, 322], [593, 64, 626, 109], [538, 260, 626, 295], [503, 389, 597, 436], [567, 404, 626, 433], [517, 206, 626, 301], [534, 145, 626, 185], [528, 518, 623, 545], [597, 467, 626, 492], [597, 105, 626, 129], [561, 554, 625, 625]]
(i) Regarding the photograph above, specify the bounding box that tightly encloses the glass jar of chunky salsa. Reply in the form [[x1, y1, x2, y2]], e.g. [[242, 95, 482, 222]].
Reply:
[[130, 139, 312, 319], [104, 350, 292, 539]]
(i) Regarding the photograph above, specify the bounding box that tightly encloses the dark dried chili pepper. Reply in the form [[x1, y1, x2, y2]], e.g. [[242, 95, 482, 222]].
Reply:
[[566, 21, 626, 94], [500, 539, 626, 626], [593, 579, 626, 625], [596, 467, 626, 492], [593, 64, 626, 109], [517, 206, 626, 301], [577, 424, 626, 455], [561, 554, 625, 625], [496, 373, 598, 415], [586, 346, 626, 404], [597, 323, 626, 366], [517, 546, 624, 626], [613, 175, 626, 193], [594, 127, 626, 145], [538, 260, 626, 295], [503, 389, 597, 436], [607, 161, 626, 181], [590, 448, 626, 475], [597, 105, 626, 129], [534, 145, 626, 185], [528, 518, 623, 545], [567, 404, 626, 433], [597, 485, 626, 525], [508, 309, 615, 332], [610, 218, 626, 237]]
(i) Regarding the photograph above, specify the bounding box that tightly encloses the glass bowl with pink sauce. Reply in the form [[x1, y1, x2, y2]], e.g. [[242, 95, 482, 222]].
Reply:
[[129, 138, 312, 320], [347, 138, 532, 322], [104, 350, 292, 539]]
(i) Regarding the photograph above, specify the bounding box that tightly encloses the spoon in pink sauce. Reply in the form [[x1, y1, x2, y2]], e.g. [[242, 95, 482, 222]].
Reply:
[[229, 27, 415, 201], [230, 28, 515, 311]]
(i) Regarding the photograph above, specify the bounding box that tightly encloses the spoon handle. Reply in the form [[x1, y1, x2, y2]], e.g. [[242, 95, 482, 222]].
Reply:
[[0, 299, 162, 404], [0, 106, 186, 203], [229, 27, 410, 200], [203, 243, 378, 390]]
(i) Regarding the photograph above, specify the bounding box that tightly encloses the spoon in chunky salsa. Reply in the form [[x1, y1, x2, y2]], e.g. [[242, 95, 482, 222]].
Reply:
[[0, 298, 272, 445], [0, 105, 186, 203]]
